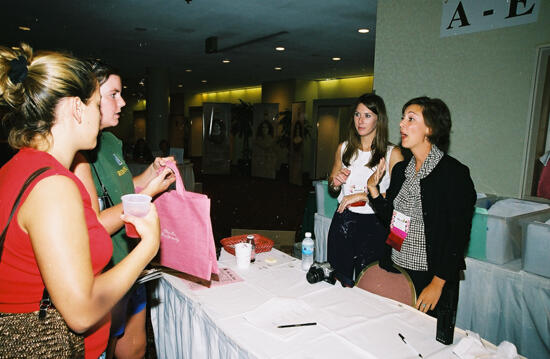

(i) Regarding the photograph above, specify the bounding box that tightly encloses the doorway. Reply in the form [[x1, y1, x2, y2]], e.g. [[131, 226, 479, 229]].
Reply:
[[313, 98, 355, 179], [522, 45, 550, 200]]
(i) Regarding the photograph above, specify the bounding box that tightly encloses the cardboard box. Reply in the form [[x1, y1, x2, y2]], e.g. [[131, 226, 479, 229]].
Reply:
[[231, 229, 296, 255]]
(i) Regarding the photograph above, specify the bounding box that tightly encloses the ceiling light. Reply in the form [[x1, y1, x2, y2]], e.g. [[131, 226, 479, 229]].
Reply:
[[123, 85, 127, 89], [274, 67, 282, 71], [332, 57, 341, 61], [18, 26, 31, 31], [201, 80, 207, 83], [178, 84, 183, 88], [222, 59, 230, 63], [275, 46, 285, 51], [185, 69, 192, 72], [11, 46, 20, 50], [358, 28, 370, 33]]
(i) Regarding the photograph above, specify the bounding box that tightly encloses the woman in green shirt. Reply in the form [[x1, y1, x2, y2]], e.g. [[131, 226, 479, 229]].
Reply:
[[73, 61, 175, 359]]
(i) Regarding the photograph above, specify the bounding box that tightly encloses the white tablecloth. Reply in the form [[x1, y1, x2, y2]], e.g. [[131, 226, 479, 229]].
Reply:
[[457, 258, 550, 359], [127, 161, 195, 192], [314, 213, 546, 359], [150, 249, 483, 359], [313, 213, 331, 262]]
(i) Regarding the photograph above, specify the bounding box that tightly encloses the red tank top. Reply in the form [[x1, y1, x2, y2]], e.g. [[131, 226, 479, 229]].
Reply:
[[0, 148, 113, 359]]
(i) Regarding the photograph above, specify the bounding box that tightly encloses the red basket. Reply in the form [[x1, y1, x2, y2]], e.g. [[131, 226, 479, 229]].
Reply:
[[220, 234, 274, 256]]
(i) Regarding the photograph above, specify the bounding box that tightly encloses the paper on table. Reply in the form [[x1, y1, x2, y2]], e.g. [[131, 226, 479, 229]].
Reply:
[[185, 267, 243, 290], [243, 297, 318, 340], [137, 268, 164, 284]]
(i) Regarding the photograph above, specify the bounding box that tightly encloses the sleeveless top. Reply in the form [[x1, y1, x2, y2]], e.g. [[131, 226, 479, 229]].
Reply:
[[87, 131, 135, 265], [0, 148, 112, 359], [337, 142, 394, 214]]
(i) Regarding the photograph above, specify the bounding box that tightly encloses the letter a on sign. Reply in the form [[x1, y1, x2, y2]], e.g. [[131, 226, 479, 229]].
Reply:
[[441, 0, 539, 38], [446, 1, 471, 29]]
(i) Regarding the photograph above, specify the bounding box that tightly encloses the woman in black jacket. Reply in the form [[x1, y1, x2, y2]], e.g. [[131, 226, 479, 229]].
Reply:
[[366, 97, 476, 317]]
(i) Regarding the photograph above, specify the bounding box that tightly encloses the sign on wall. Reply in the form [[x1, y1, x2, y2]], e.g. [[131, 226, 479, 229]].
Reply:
[[441, 0, 540, 37]]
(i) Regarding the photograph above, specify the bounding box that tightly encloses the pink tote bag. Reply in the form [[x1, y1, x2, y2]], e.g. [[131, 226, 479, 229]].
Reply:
[[154, 161, 218, 281]]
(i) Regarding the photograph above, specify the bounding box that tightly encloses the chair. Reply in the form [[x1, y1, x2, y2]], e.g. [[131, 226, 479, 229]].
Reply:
[[355, 261, 416, 306]]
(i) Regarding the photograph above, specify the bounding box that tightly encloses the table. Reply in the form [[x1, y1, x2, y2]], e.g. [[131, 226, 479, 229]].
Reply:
[[127, 161, 195, 192], [457, 258, 550, 359], [150, 249, 488, 359], [314, 212, 547, 359]]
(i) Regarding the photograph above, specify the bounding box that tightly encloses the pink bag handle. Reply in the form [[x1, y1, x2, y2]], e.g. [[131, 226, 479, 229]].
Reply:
[[164, 161, 186, 195]]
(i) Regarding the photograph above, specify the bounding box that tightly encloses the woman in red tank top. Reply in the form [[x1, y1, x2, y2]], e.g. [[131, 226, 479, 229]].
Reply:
[[0, 44, 160, 359]]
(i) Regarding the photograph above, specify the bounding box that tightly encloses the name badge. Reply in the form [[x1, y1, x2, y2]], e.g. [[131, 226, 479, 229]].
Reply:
[[386, 210, 411, 251], [113, 154, 123, 166]]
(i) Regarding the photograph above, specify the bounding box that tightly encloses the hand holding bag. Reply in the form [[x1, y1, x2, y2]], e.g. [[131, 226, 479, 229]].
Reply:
[[0, 167, 85, 359], [154, 161, 219, 282]]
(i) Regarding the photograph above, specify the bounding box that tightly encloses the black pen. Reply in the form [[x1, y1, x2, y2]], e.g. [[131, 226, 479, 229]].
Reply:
[[398, 333, 423, 358], [277, 322, 317, 328]]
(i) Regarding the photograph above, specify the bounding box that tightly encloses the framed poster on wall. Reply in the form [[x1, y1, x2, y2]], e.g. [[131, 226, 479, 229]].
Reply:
[[202, 102, 231, 174], [251, 103, 279, 179], [289, 102, 306, 185]]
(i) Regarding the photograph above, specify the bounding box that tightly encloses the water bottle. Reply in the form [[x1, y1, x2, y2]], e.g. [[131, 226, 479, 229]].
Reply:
[[247, 234, 256, 263], [301, 232, 314, 271]]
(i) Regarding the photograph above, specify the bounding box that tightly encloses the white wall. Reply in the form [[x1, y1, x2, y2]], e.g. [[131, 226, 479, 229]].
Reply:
[[373, 0, 550, 196]]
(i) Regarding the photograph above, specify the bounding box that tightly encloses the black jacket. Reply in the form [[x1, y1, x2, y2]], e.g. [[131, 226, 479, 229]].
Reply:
[[369, 155, 476, 282]]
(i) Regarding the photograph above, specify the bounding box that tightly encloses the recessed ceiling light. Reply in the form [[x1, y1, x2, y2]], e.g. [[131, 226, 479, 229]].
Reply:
[[11, 46, 20, 50], [18, 26, 31, 31], [178, 84, 183, 88], [185, 69, 192, 72], [274, 67, 282, 71], [222, 59, 230, 63], [201, 80, 207, 83], [358, 28, 370, 33], [123, 85, 127, 89], [275, 46, 285, 51], [332, 57, 341, 61]]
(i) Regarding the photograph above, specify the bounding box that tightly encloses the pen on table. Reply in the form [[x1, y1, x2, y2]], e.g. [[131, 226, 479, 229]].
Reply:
[[398, 333, 423, 358], [277, 322, 317, 328]]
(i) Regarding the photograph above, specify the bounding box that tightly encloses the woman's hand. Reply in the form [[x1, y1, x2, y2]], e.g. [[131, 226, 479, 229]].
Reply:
[[367, 158, 386, 198], [121, 203, 160, 252], [141, 167, 176, 197], [152, 156, 175, 172], [332, 168, 351, 189], [337, 193, 367, 213], [416, 276, 445, 313]]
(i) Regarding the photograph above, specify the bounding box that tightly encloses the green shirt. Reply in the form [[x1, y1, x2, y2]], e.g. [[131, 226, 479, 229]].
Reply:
[[88, 131, 135, 265]]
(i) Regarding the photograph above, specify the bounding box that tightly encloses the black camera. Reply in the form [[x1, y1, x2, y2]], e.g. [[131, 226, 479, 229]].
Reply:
[[306, 262, 336, 285]]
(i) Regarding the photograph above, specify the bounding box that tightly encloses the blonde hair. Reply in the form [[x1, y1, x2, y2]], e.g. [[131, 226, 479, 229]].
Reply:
[[0, 43, 97, 149]]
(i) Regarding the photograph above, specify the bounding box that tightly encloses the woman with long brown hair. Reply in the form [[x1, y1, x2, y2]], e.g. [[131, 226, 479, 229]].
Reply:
[[327, 93, 403, 287]]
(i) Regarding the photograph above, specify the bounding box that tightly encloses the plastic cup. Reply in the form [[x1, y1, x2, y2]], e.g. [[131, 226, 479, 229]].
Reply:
[[235, 242, 252, 269], [121, 194, 152, 238]]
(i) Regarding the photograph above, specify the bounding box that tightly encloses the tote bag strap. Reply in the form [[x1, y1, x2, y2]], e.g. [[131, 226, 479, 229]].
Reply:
[[0, 167, 51, 261], [165, 161, 186, 196]]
